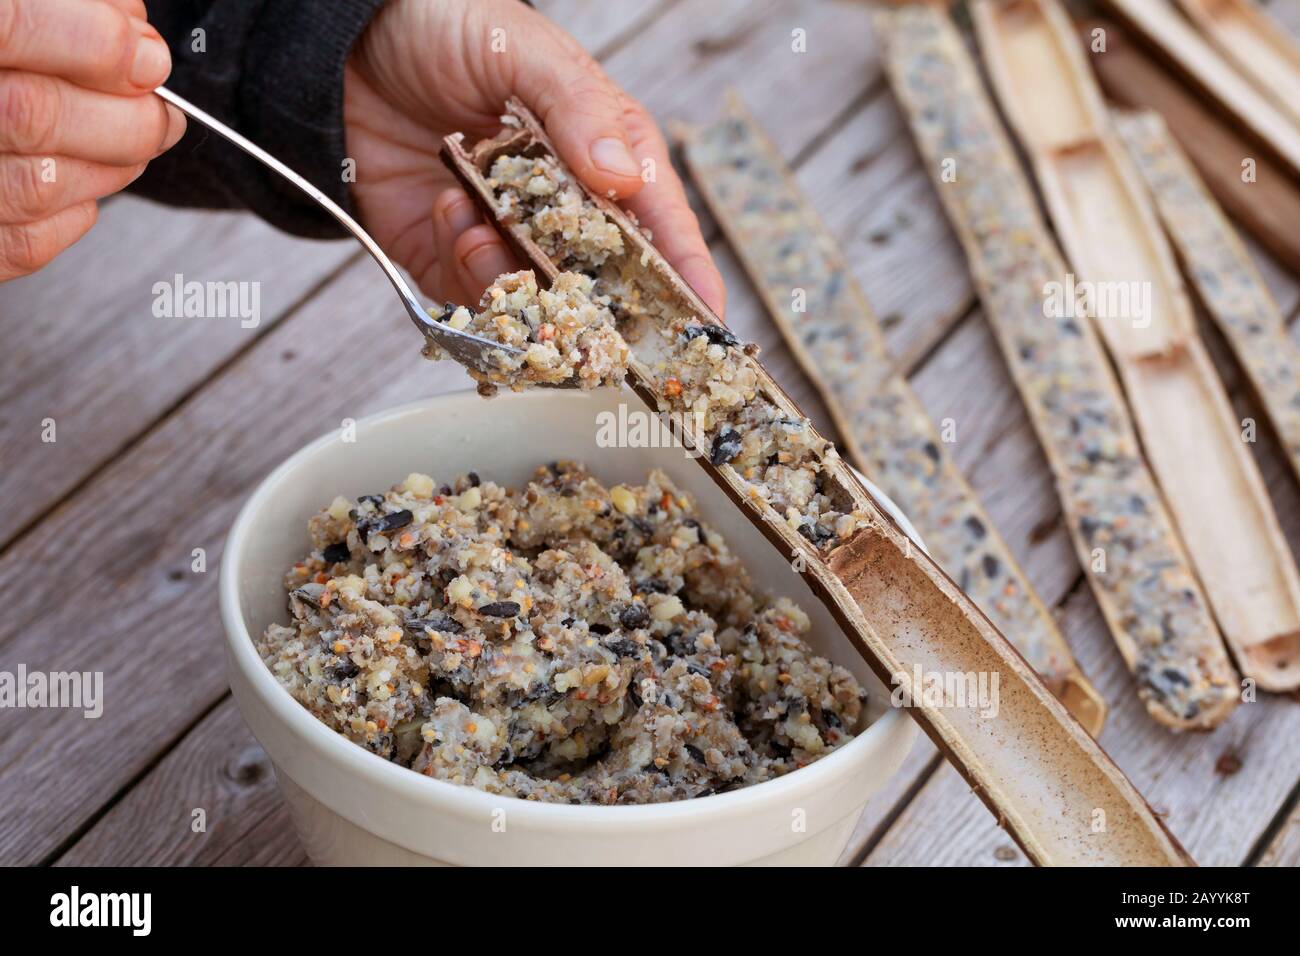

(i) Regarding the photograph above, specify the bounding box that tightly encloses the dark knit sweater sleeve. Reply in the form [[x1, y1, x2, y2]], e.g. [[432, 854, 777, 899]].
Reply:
[[126, 0, 386, 239]]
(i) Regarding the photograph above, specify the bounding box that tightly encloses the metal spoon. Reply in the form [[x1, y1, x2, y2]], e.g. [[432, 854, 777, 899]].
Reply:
[[154, 86, 538, 379]]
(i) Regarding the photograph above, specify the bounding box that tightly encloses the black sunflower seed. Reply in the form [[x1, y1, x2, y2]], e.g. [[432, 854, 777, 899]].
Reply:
[[710, 426, 743, 466], [798, 521, 834, 546], [683, 324, 739, 348], [406, 613, 463, 635], [379, 509, 413, 532], [606, 638, 641, 658], [684, 744, 706, 763], [666, 629, 695, 656], [321, 542, 351, 563], [477, 600, 521, 618], [620, 604, 650, 629], [358, 508, 414, 541]]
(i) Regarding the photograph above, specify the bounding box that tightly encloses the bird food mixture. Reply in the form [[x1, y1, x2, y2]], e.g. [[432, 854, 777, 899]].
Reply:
[[486, 153, 870, 549], [423, 270, 629, 394], [258, 462, 867, 804]]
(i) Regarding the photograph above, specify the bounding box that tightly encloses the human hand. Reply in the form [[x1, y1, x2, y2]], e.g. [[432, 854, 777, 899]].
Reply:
[[0, 0, 185, 280], [345, 0, 726, 316]]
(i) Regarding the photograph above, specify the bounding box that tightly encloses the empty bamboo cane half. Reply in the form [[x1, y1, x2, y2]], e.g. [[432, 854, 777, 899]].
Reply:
[[440, 98, 1193, 864], [879, 2, 1237, 730], [1172, 0, 1300, 129], [675, 95, 1105, 734], [1084, 16, 1300, 275], [1097, 0, 1300, 179], [1115, 110, 1300, 491], [973, 0, 1300, 694]]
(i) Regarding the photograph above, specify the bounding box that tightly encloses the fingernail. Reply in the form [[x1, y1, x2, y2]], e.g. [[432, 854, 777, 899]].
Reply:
[[130, 34, 170, 89], [590, 137, 640, 178]]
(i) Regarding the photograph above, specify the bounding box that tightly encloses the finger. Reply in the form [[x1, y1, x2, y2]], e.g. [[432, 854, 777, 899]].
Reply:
[[0, 0, 171, 94], [432, 187, 483, 305], [510, 18, 646, 201], [0, 72, 185, 165], [0, 199, 96, 280], [621, 108, 727, 318], [0, 154, 143, 223], [452, 224, 519, 303]]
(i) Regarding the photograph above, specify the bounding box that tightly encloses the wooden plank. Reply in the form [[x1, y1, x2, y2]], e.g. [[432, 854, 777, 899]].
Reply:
[[0, 257, 474, 866], [601, 0, 882, 156], [534, 0, 669, 55], [54, 699, 297, 866], [1264, 0, 1300, 36], [0, 198, 356, 550], [1084, 16, 1300, 275], [209, 804, 309, 866], [975, 0, 1300, 693]]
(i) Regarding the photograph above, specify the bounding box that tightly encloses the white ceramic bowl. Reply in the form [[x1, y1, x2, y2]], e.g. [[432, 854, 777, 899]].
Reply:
[[221, 389, 920, 866]]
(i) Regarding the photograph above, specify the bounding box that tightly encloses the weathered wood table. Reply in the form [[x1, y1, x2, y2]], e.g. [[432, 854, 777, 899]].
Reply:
[[2, 0, 1297, 867]]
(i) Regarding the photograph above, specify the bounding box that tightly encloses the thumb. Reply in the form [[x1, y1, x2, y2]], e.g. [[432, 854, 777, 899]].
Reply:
[[512, 28, 645, 199]]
